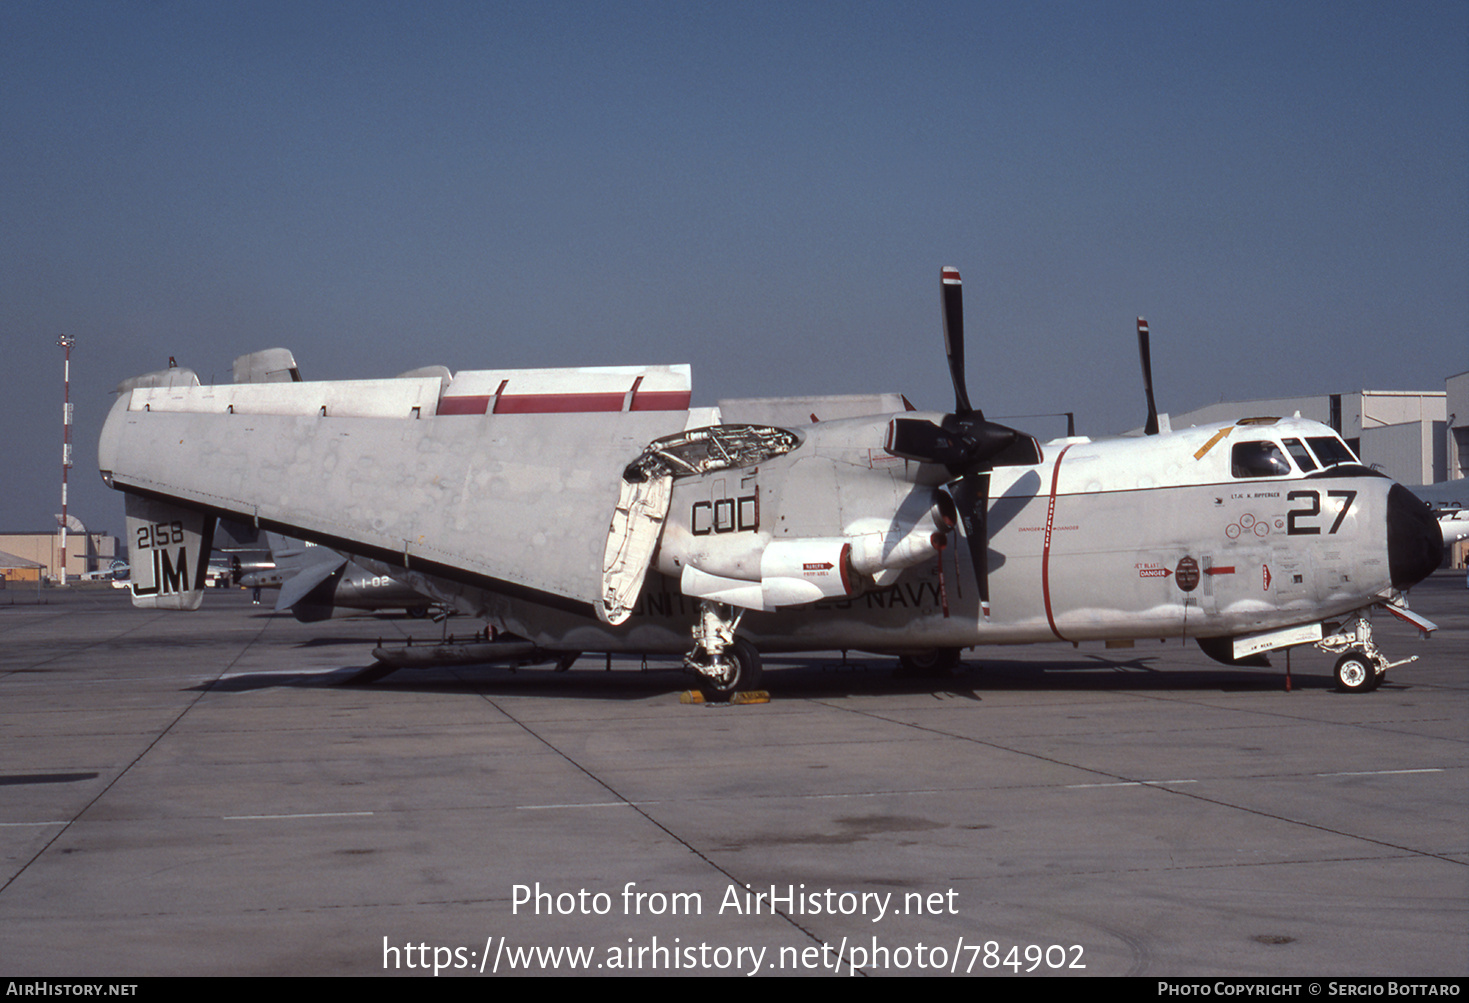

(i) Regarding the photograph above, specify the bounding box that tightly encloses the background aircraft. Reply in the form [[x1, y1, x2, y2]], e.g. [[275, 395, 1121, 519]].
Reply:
[[236, 533, 434, 622]]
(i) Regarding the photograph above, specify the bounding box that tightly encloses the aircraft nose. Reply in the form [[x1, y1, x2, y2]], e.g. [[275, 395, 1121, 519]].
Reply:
[[1387, 483, 1443, 589]]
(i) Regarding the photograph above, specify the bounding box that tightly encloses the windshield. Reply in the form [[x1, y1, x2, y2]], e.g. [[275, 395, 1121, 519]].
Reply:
[[1305, 435, 1357, 468], [1281, 438, 1318, 472]]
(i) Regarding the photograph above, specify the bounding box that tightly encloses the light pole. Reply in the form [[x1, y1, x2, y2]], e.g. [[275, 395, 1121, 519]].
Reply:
[[57, 334, 75, 586]]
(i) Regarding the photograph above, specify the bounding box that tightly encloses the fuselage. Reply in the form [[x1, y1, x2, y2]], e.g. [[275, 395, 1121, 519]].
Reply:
[[98, 372, 1440, 657], [400, 412, 1438, 655]]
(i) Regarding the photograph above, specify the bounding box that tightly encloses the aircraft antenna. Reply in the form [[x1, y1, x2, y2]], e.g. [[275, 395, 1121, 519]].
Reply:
[[1138, 318, 1160, 435]]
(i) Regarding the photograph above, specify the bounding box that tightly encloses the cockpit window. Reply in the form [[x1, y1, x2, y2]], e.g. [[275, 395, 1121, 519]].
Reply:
[[1281, 438, 1317, 472], [1232, 441, 1292, 478], [1306, 436, 1357, 468]]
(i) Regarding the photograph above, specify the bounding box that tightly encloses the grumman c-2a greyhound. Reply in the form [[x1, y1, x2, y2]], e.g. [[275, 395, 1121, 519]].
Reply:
[[98, 269, 1443, 698]]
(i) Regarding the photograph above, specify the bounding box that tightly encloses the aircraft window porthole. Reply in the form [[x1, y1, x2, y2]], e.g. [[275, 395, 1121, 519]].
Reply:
[[1231, 441, 1292, 478]]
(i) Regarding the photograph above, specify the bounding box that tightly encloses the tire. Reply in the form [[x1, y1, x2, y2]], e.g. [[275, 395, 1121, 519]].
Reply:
[[698, 638, 763, 701], [1334, 653, 1375, 693], [896, 647, 962, 677]]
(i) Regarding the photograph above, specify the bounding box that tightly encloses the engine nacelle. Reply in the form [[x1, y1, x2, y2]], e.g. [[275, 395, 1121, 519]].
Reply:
[[845, 488, 956, 585], [677, 538, 855, 611], [669, 488, 956, 611]]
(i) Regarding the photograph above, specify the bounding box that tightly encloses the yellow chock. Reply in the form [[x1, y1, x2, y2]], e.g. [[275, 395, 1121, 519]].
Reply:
[[679, 690, 771, 705]]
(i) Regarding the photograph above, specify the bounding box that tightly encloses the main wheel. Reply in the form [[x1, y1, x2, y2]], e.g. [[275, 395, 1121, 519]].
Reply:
[[697, 638, 763, 701], [896, 647, 962, 677], [1334, 653, 1375, 693]]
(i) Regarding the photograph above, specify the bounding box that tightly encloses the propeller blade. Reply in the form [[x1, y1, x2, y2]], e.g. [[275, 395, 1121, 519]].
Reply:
[[941, 267, 975, 415], [898, 265, 1039, 622], [1137, 317, 1159, 436], [952, 473, 991, 619], [884, 266, 1047, 473]]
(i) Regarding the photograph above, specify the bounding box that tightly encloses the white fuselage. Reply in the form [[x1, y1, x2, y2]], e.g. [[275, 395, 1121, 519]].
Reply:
[[99, 373, 1428, 658], [397, 413, 1401, 655]]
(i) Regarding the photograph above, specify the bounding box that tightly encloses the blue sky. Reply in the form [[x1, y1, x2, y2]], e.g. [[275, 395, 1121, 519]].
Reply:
[[2, 0, 1464, 535]]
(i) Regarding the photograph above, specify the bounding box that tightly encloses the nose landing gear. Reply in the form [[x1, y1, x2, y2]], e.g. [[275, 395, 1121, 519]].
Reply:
[[1317, 611, 1418, 693]]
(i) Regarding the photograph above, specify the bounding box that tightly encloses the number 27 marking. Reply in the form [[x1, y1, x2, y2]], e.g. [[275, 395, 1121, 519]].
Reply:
[[1286, 490, 1356, 535]]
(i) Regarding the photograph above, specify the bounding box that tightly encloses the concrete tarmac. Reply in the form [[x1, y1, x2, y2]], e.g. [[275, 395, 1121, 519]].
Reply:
[[1, 573, 1464, 977]]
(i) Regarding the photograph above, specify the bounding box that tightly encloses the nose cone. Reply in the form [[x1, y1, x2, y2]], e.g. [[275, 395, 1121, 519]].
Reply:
[[1387, 484, 1443, 589]]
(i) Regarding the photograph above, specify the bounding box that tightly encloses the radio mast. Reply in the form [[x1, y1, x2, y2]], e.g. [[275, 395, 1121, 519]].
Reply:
[[58, 333, 75, 586]]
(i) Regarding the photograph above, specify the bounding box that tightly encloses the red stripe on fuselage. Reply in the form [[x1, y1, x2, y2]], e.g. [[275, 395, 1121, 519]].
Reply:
[[1041, 444, 1074, 642]]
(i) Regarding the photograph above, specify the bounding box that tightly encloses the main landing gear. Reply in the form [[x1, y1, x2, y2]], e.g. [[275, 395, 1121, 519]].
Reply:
[[685, 600, 763, 700], [895, 648, 963, 677], [1316, 611, 1416, 694]]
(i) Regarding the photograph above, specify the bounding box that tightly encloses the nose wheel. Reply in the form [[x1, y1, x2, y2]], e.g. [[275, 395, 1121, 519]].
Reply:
[[1317, 612, 1411, 693], [1332, 652, 1381, 693]]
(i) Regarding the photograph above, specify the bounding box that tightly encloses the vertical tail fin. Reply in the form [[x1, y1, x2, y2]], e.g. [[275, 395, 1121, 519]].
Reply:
[[123, 495, 216, 610]]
